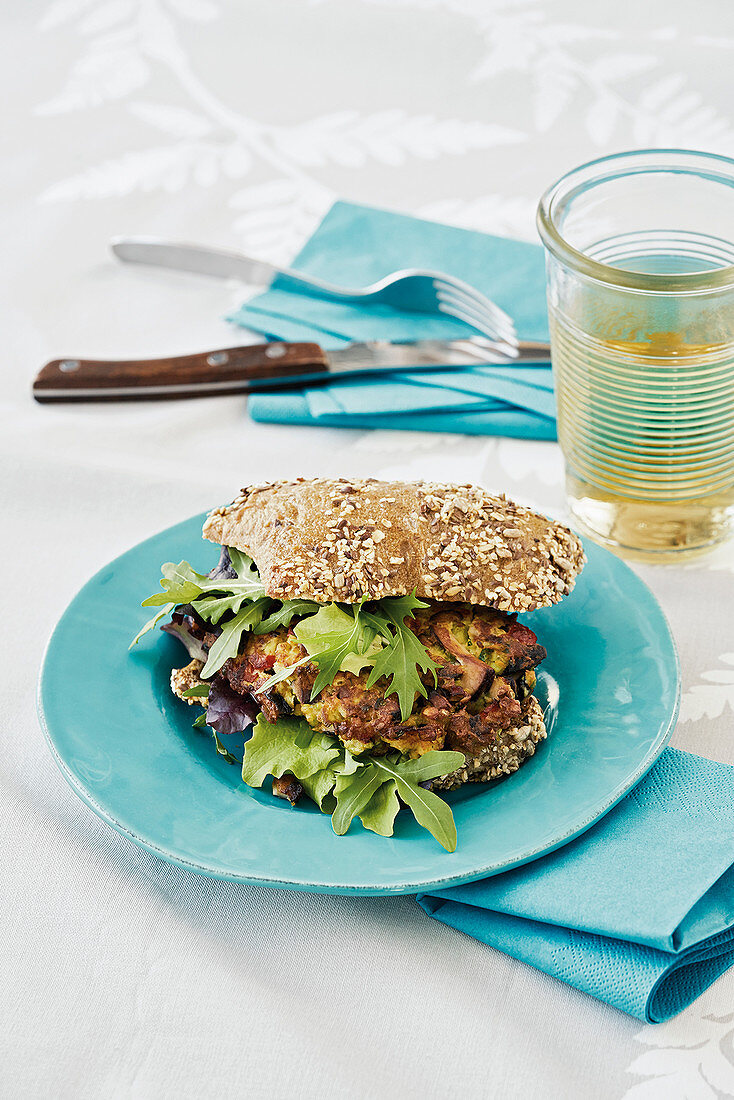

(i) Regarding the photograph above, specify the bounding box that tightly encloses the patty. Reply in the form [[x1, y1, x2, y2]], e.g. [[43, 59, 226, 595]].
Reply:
[[171, 656, 546, 788], [432, 695, 546, 790], [174, 601, 546, 764]]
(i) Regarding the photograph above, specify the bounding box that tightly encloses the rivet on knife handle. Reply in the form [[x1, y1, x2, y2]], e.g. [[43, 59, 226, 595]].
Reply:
[[32, 343, 330, 403]]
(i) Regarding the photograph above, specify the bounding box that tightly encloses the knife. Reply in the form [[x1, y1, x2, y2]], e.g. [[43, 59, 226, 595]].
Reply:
[[32, 338, 551, 403]]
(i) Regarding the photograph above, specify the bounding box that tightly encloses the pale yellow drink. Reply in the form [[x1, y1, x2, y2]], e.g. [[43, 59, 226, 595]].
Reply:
[[538, 150, 734, 559]]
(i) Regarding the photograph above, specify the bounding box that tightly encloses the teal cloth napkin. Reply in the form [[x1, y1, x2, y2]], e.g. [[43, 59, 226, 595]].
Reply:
[[229, 201, 556, 439], [417, 748, 734, 1022]]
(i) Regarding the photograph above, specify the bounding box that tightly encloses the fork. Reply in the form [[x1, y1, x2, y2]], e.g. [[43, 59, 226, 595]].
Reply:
[[111, 237, 520, 349]]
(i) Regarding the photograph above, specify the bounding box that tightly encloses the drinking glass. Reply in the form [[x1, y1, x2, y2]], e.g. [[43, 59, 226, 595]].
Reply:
[[537, 149, 734, 560]]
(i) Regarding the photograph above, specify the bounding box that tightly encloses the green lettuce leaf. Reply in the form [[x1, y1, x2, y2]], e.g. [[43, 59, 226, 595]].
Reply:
[[241, 714, 341, 788], [299, 765, 340, 812]]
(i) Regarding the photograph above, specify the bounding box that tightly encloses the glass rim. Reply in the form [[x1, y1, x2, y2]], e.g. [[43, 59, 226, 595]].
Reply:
[[536, 148, 734, 292]]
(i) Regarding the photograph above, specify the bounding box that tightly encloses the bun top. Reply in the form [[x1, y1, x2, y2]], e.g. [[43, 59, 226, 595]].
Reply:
[[202, 478, 585, 613]]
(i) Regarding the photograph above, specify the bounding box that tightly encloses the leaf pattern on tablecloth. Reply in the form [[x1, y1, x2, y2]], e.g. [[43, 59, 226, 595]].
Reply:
[[34, 0, 734, 248], [34, 0, 525, 211], [272, 111, 524, 169], [36, 0, 218, 114], [417, 195, 538, 242], [228, 180, 333, 270], [625, 1007, 734, 1099], [679, 654, 734, 725], [318, 0, 734, 150], [39, 142, 253, 202]]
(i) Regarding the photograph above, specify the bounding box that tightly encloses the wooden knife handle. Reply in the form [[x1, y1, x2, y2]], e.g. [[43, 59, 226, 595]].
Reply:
[[32, 342, 330, 403]]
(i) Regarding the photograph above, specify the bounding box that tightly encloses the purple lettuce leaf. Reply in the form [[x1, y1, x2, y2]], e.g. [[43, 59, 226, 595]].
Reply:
[[205, 675, 260, 734], [161, 607, 211, 662], [207, 545, 237, 581]]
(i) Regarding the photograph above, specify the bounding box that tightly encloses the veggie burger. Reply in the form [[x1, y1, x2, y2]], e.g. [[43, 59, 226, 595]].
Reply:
[[133, 478, 585, 850]]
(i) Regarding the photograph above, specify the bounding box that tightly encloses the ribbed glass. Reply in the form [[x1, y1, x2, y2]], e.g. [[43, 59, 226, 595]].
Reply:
[[537, 150, 734, 559]]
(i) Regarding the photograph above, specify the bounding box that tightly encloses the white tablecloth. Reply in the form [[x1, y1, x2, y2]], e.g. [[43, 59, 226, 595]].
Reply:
[[4, 3, 734, 1097]]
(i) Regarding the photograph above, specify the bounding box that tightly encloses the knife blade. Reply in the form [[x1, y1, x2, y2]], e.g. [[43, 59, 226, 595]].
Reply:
[[111, 236, 278, 284], [32, 338, 550, 404]]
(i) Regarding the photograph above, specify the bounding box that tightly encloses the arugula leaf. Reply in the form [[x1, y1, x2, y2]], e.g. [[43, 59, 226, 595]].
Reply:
[[201, 598, 269, 678], [397, 780, 458, 853], [141, 566, 319, 692], [373, 757, 458, 852], [192, 712, 208, 729], [129, 603, 175, 648], [241, 715, 341, 788], [332, 764, 385, 836], [212, 733, 238, 764], [142, 554, 266, 614], [194, 591, 252, 625], [366, 594, 439, 720], [235, 715, 462, 849], [257, 653, 313, 694], [227, 546, 260, 580], [391, 750, 465, 784], [254, 599, 321, 635], [181, 684, 210, 699], [142, 561, 214, 607], [295, 604, 380, 697], [358, 779, 400, 837]]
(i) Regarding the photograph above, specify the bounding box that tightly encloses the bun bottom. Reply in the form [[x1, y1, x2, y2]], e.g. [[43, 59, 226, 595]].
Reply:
[[432, 695, 547, 791]]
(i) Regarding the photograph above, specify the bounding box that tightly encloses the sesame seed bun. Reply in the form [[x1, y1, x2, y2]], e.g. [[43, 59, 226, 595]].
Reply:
[[202, 478, 585, 613]]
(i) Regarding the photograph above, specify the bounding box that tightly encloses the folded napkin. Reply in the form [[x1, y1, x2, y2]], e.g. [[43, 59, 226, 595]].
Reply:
[[229, 201, 556, 439], [417, 748, 734, 1022]]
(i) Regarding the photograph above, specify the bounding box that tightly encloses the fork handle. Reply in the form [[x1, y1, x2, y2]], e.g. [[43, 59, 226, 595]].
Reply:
[[111, 238, 364, 300]]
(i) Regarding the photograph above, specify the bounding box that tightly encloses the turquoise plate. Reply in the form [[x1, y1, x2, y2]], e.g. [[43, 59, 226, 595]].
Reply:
[[38, 515, 680, 895]]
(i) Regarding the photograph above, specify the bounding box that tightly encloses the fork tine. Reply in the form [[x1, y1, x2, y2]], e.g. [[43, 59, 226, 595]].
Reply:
[[436, 292, 518, 344], [448, 338, 520, 362], [437, 298, 519, 345], [432, 279, 516, 333], [434, 287, 517, 340]]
